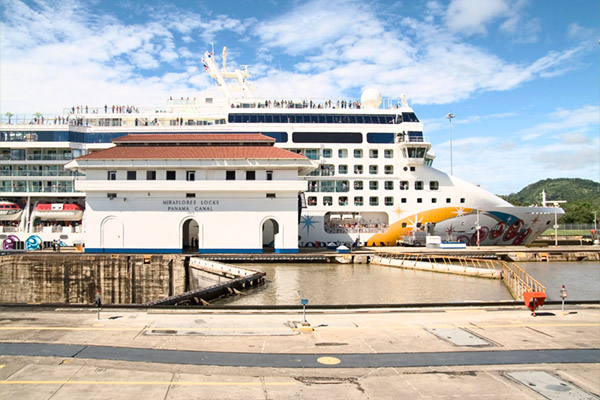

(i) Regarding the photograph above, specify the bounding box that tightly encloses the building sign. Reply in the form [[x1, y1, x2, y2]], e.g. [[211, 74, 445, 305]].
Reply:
[[163, 199, 220, 212]]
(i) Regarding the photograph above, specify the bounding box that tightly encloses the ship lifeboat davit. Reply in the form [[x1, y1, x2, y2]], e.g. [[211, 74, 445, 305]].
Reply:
[[0, 200, 23, 221], [32, 203, 83, 221]]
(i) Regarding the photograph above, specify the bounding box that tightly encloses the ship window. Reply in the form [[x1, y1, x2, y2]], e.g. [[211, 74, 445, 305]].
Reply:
[[338, 196, 348, 206], [246, 171, 256, 180], [402, 222, 407, 228], [272, 114, 281, 123], [226, 171, 236, 180], [400, 181, 409, 190], [107, 171, 116, 181], [186, 171, 195, 181], [326, 115, 333, 123], [369, 165, 378, 174], [460, 198, 465, 203], [369, 149, 379, 158], [338, 149, 348, 158], [354, 149, 363, 158], [127, 171, 136, 180], [304, 149, 319, 160], [354, 165, 363, 174], [166, 171, 176, 180], [369, 181, 378, 190], [384, 165, 393, 174], [410, 166, 416, 172], [356, 115, 364, 123], [429, 181, 439, 190], [354, 196, 363, 206], [385, 197, 394, 206], [446, 198, 451, 203], [402, 112, 419, 122], [257, 114, 265, 123], [354, 180, 363, 190], [146, 171, 156, 180], [250, 114, 258, 123], [369, 196, 379, 206], [417, 198, 423, 203], [337, 181, 349, 192], [322, 149, 332, 158], [323, 196, 332, 206], [432, 198, 437, 203], [384, 149, 393, 158], [320, 181, 334, 192], [415, 181, 424, 190], [318, 115, 326, 123], [338, 165, 348, 174], [384, 181, 393, 190], [333, 115, 341, 123], [307, 196, 317, 206], [265, 114, 273, 123], [401, 198, 407, 203]]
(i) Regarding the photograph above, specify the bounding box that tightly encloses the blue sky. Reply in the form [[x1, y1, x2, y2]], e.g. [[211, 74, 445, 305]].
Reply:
[[1, 0, 598, 196]]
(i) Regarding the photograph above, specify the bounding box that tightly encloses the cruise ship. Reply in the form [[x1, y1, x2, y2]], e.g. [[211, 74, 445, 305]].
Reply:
[[0, 47, 563, 250]]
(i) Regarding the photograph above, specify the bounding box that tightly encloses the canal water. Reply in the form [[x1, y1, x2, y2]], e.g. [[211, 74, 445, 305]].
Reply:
[[218, 261, 600, 306]]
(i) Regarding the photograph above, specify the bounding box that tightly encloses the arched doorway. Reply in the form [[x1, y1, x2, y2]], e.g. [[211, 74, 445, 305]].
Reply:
[[182, 219, 199, 252], [262, 218, 279, 253], [101, 216, 123, 251]]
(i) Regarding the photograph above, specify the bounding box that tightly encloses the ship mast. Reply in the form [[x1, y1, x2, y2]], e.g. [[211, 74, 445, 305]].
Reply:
[[203, 47, 256, 101]]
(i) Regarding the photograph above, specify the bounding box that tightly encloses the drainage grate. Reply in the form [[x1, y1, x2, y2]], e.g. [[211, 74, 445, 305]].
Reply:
[[505, 371, 599, 400], [426, 327, 494, 347]]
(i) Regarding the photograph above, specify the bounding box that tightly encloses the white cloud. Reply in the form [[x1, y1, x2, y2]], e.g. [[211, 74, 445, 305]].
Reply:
[[445, 0, 509, 35], [520, 105, 599, 140]]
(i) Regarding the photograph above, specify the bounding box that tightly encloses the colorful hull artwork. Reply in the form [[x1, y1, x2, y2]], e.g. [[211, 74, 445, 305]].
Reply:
[[365, 207, 551, 246], [2, 234, 65, 250]]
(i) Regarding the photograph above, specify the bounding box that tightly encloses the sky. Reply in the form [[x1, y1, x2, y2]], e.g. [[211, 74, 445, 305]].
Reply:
[[1, 0, 598, 196]]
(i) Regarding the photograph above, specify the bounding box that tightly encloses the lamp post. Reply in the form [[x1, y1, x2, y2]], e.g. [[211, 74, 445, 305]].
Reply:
[[446, 113, 455, 175], [476, 208, 481, 247]]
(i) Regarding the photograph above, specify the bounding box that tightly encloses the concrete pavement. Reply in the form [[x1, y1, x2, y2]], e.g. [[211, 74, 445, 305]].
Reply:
[[0, 304, 598, 399]]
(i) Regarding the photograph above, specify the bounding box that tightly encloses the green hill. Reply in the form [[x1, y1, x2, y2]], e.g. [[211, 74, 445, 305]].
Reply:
[[501, 178, 600, 224]]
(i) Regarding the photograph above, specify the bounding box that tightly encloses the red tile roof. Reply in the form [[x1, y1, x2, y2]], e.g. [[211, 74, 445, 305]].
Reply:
[[112, 133, 275, 143], [77, 146, 307, 160]]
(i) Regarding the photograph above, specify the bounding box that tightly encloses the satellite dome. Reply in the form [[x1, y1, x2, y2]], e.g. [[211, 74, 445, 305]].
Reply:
[[361, 88, 382, 109]]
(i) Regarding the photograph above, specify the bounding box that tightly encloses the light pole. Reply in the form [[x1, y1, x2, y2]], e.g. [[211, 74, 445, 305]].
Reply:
[[446, 113, 455, 175], [476, 208, 481, 247]]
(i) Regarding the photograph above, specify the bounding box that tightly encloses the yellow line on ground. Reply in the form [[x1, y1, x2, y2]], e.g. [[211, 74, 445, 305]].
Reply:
[[0, 380, 296, 386], [0, 365, 4, 369]]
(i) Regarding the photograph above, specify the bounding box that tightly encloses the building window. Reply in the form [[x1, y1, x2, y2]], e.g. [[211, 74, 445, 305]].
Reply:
[[369, 196, 379, 206], [246, 171, 256, 180], [400, 181, 409, 190], [226, 171, 236, 180], [266, 170, 273, 181], [266, 193, 276, 198], [385, 197, 394, 206], [166, 171, 176, 180], [384, 165, 393, 174], [417, 198, 423, 203], [369, 165, 378, 174], [107, 193, 116, 199], [127, 171, 136, 180], [186, 171, 195, 181], [354, 196, 363, 206], [384, 181, 393, 190], [186, 193, 195, 198], [323, 196, 332, 206], [369, 149, 378, 158], [415, 181, 424, 190], [354, 149, 363, 158], [308, 196, 317, 206], [354, 165, 363, 174], [384, 149, 393, 158], [322, 149, 332, 158], [338, 165, 348, 174], [354, 180, 363, 190], [338, 149, 348, 158], [429, 181, 439, 190], [339, 196, 348, 206], [107, 171, 116, 180], [369, 181, 378, 190], [146, 171, 156, 180]]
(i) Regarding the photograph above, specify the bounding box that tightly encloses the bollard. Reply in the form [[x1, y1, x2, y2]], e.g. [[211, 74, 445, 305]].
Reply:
[[560, 285, 568, 316]]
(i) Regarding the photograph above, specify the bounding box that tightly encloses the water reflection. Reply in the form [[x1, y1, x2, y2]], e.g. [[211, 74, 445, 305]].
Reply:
[[219, 261, 599, 306]]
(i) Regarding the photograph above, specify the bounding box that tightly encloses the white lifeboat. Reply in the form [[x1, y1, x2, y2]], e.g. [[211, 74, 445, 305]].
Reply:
[[0, 200, 23, 221], [32, 203, 83, 221]]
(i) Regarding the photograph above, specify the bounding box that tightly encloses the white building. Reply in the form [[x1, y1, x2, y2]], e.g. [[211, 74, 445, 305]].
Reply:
[[65, 134, 315, 254]]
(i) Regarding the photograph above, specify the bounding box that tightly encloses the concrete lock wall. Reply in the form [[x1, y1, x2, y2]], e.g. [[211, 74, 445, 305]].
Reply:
[[0, 254, 186, 304]]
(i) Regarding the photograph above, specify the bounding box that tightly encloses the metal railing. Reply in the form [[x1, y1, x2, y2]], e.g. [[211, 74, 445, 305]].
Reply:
[[502, 262, 546, 300]]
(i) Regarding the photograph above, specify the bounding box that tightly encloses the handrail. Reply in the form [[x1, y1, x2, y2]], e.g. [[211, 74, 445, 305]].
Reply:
[[501, 262, 546, 300]]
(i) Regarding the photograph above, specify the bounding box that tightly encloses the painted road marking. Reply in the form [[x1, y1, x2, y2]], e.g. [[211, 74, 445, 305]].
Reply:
[[0, 380, 296, 386], [317, 356, 341, 365], [0, 365, 4, 369]]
